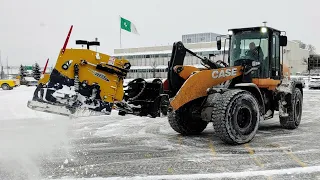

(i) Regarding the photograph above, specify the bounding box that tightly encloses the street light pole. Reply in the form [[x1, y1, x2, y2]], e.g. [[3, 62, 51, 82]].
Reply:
[[0, 50, 2, 79], [6, 56, 9, 78]]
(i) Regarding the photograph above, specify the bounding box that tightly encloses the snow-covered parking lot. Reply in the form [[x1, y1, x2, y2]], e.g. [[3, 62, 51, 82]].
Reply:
[[1, 86, 320, 180]]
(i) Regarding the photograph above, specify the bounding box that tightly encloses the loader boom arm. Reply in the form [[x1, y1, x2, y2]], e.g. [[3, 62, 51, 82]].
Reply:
[[167, 41, 224, 98]]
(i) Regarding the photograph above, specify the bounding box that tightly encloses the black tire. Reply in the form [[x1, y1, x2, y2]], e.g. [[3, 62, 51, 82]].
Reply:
[[168, 101, 208, 135], [1, 83, 10, 90], [279, 88, 303, 129], [160, 95, 169, 116], [150, 111, 159, 118], [212, 89, 261, 145], [118, 111, 126, 116]]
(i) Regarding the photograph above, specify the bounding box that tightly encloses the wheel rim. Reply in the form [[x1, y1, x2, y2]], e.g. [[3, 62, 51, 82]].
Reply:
[[2, 84, 9, 90], [235, 105, 252, 134], [189, 104, 202, 121]]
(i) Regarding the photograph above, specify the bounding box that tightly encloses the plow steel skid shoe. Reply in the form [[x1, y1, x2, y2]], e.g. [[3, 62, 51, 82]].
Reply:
[[27, 46, 131, 118]]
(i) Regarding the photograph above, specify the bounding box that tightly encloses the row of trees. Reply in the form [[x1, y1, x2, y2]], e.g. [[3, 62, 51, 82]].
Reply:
[[19, 63, 41, 80], [293, 40, 317, 54]]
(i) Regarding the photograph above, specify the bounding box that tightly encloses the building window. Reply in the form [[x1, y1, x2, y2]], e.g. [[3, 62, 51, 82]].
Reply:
[[187, 39, 191, 43]]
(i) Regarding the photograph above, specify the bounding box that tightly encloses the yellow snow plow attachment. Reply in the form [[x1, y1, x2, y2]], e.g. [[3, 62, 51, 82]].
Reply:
[[27, 25, 131, 117]]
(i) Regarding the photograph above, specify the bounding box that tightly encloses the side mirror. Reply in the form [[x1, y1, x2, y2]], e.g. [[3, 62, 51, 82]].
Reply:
[[217, 39, 221, 50], [280, 35, 287, 46]]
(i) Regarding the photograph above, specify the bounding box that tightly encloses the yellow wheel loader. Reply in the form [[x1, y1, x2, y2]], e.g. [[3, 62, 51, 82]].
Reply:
[[166, 26, 303, 144]]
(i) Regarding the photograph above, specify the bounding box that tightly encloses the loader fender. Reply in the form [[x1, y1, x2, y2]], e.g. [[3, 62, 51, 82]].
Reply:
[[170, 66, 243, 111], [275, 79, 303, 118], [233, 83, 265, 116]]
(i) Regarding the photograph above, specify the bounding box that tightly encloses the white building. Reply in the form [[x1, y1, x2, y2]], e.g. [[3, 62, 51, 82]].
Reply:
[[113, 40, 229, 79], [113, 33, 309, 79]]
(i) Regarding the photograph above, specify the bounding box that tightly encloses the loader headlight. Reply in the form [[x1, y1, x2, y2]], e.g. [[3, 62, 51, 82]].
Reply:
[[228, 30, 233, 35], [261, 27, 267, 33]]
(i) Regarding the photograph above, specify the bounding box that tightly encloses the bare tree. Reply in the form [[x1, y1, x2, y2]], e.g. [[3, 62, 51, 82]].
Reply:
[[0, 66, 4, 79], [151, 59, 157, 78], [302, 58, 308, 65], [307, 44, 316, 54], [293, 40, 307, 49]]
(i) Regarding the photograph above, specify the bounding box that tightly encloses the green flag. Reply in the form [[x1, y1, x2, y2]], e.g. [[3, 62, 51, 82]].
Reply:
[[120, 17, 139, 35]]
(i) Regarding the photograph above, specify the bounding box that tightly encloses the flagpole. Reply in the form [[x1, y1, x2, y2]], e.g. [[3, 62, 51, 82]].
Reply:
[[119, 16, 122, 48], [120, 27, 122, 48]]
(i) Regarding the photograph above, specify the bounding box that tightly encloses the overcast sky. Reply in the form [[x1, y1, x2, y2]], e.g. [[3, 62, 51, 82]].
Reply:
[[0, 0, 319, 67]]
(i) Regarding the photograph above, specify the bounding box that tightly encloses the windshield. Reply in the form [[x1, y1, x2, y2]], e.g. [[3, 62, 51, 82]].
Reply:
[[229, 31, 269, 66]]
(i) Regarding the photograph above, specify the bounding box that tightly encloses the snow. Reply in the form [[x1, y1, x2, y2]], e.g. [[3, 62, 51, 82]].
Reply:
[[24, 77, 38, 81], [44, 85, 109, 114], [0, 86, 72, 180], [129, 66, 153, 70], [0, 86, 58, 120], [155, 65, 167, 69], [58, 165, 320, 180], [1, 85, 320, 180]]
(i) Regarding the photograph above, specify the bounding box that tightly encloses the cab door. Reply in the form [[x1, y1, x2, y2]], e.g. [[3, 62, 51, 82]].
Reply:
[[271, 32, 281, 80]]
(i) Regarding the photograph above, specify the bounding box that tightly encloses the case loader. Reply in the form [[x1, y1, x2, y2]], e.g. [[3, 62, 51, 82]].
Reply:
[[166, 26, 303, 144]]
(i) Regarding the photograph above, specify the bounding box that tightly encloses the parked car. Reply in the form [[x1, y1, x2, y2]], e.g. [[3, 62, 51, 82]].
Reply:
[[309, 76, 320, 89], [0, 79, 20, 90], [24, 77, 38, 86], [290, 76, 306, 88]]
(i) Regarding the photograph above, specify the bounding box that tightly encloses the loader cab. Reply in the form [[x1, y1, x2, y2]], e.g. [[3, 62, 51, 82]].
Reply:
[[217, 26, 287, 80]]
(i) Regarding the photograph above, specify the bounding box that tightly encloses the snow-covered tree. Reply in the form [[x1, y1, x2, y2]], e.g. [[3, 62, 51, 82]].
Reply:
[[19, 64, 27, 78], [32, 62, 41, 80]]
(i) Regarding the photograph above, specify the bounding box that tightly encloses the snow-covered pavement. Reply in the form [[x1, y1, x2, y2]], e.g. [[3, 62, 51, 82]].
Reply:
[[1, 86, 320, 180]]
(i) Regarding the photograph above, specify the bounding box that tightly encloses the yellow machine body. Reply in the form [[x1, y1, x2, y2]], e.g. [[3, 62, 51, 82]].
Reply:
[[27, 25, 131, 117], [38, 73, 50, 85], [51, 48, 128, 102]]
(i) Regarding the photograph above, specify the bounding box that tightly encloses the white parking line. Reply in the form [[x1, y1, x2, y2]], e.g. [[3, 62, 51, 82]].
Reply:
[[60, 165, 320, 180]]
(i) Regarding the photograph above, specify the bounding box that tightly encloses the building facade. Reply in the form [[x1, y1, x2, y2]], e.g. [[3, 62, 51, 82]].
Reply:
[[308, 54, 320, 70], [113, 33, 309, 79], [113, 41, 229, 79], [182, 32, 222, 44]]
